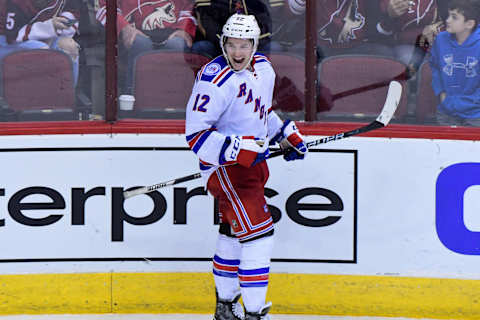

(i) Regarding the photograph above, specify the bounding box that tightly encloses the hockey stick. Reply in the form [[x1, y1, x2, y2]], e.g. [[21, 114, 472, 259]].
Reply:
[[269, 80, 401, 158], [123, 81, 402, 199]]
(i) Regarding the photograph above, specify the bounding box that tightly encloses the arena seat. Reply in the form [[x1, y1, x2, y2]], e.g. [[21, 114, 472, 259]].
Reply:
[[0, 49, 79, 121], [268, 53, 305, 114], [317, 55, 409, 122], [132, 50, 210, 119], [415, 62, 437, 124]]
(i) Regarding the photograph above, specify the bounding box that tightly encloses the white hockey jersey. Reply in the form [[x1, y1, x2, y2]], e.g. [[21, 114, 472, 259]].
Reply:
[[185, 53, 284, 182]]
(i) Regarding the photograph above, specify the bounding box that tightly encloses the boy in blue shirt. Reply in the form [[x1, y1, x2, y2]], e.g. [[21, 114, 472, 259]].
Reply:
[[429, 0, 480, 126]]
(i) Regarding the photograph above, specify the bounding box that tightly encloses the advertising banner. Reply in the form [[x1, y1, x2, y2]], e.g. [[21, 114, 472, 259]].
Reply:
[[0, 134, 478, 279]]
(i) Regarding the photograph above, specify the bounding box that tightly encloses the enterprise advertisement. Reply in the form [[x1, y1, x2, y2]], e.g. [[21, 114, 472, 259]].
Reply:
[[0, 134, 478, 279]]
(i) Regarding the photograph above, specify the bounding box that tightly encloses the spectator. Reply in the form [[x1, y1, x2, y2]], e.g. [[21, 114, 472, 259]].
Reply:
[[321, 1, 400, 59], [269, 0, 305, 53], [376, 0, 444, 75], [96, 0, 197, 94], [0, 0, 13, 57], [429, 0, 480, 126], [192, 0, 278, 58], [269, 1, 392, 114], [0, 0, 48, 58], [318, 0, 371, 55], [0, 0, 25, 58], [270, 1, 391, 59], [4, 0, 81, 85]]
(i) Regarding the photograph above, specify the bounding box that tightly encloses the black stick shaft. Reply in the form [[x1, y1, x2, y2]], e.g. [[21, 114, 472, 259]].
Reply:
[[124, 121, 386, 198], [268, 121, 383, 159]]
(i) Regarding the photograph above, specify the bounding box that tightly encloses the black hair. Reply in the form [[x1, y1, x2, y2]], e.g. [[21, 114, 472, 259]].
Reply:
[[448, 0, 480, 29]]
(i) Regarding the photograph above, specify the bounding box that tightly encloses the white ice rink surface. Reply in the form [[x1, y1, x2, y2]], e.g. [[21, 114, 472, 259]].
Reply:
[[0, 315, 443, 320]]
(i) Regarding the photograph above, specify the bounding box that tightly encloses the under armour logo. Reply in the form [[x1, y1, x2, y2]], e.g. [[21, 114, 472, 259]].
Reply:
[[443, 55, 478, 78]]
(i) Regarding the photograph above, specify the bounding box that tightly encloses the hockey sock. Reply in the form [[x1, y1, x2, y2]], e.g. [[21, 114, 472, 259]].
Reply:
[[239, 235, 274, 313], [213, 234, 241, 301]]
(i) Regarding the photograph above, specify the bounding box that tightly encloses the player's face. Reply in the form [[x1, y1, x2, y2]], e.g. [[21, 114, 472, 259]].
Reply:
[[224, 37, 254, 71]]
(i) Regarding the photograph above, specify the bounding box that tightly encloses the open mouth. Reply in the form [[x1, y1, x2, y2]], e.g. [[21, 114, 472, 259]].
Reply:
[[233, 58, 245, 64]]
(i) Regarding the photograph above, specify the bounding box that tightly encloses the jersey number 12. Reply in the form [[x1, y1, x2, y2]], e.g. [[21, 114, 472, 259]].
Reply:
[[192, 94, 210, 112]]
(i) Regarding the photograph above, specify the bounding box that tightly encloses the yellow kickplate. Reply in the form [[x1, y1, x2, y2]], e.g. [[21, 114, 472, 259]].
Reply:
[[0, 272, 479, 319], [0, 273, 111, 314]]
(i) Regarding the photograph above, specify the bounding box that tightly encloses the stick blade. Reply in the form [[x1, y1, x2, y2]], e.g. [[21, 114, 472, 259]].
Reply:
[[376, 80, 402, 126]]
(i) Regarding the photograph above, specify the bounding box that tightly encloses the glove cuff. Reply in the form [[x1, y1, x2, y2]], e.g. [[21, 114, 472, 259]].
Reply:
[[220, 135, 241, 165], [237, 137, 269, 167], [221, 136, 269, 167], [287, 132, 304, 149]]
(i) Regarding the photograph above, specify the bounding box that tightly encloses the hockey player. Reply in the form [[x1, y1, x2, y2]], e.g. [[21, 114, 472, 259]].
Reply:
[[185, 13, 307, 320], [96, 0, 196, 49]]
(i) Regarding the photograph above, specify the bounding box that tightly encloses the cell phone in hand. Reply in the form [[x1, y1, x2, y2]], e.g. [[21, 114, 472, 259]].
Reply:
[[63, 18, 78, 27]]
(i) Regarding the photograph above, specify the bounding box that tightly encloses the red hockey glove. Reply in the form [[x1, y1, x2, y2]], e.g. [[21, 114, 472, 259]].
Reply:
[[273, 120, 308, 161]]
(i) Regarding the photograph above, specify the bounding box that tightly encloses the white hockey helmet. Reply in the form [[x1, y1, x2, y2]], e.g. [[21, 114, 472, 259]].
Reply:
[[220, 13, 261, 72]]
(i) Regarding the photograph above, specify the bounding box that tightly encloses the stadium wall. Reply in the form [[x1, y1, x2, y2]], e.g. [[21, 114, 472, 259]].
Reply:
[[0, 121, 478, 319]]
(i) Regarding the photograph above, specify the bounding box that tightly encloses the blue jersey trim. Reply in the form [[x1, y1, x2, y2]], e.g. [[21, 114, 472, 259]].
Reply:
[[199, 56, 229, 83], [217, 70, 234, 87], [192, 130, 213, 154]]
